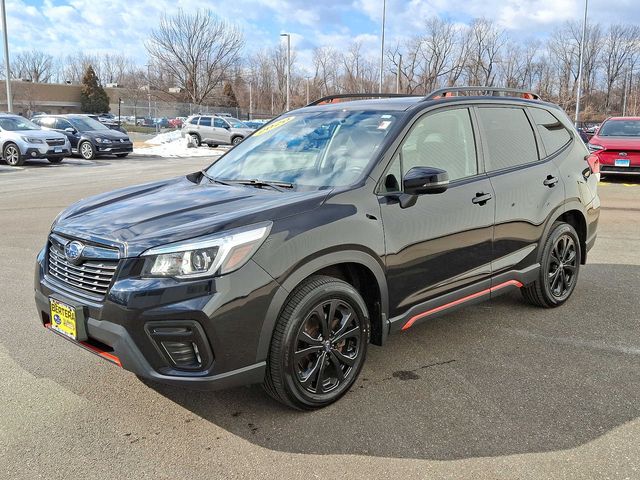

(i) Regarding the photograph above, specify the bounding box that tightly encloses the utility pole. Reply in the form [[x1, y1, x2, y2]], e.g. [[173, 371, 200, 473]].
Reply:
[[379, 0, 386, 93], [623, 58, 632, 117], [306, 76, 310, 105], [1, 0, 13, 112], [280, 33, 291, 111], [574, 0, 589, 127]]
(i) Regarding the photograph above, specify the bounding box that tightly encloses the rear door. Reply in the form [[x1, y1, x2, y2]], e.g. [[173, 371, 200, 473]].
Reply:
[[197, 116, 215, 142], [379, 106, 495, 320], [475, 105, 564, 282]]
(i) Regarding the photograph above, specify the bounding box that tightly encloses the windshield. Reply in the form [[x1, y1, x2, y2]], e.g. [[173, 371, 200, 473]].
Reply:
[[0, 116, 40, 131], [205, 110, 402, 189], [227, 118, 248, 128], [68, 117, 110, 132], [599, 120, 640, 137]]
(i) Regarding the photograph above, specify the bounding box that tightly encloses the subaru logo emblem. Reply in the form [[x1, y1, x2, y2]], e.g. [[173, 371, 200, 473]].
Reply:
[[64, 240, 84, 264]]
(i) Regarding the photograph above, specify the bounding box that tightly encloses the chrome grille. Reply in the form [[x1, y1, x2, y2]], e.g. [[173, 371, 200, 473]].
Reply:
[[47, 237, 119, 298], [46, 138, 66, 146]]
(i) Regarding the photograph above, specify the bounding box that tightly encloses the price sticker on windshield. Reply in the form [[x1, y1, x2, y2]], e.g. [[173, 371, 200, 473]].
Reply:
[[253, 116, 295, 136]]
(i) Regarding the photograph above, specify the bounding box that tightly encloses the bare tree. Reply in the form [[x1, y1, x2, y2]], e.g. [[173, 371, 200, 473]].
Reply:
[[146, 9, 244, 106], [12, 50, 54, 82], [464, 18, 505, 86], [602, 24, 640, 111]]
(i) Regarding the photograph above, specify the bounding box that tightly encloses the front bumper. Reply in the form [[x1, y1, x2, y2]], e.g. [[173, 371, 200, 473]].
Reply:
[[95, 142, 133, 154], [23, 145, 71, 159], [34, 245, 281, 390]]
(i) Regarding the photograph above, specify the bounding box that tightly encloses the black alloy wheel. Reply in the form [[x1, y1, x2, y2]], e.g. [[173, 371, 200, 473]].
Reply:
[[547, 233, 578, 300], [293, 298, 362, 395], [264, 275, 370, 409], [522, 222, 581, 308]]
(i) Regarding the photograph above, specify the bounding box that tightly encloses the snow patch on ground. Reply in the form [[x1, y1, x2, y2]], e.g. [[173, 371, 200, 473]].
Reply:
[[135, 132, 228, 158]]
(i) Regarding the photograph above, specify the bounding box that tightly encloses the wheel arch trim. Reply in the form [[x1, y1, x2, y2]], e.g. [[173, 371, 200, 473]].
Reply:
[[255, 250, 389, 362]]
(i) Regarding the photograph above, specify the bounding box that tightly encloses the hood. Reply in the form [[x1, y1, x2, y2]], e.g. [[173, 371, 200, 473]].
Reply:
[[53, 174, 330, 257], [19, 129, 66, 140], [591, 135, 640, 149], [82, 129, 129, 140]]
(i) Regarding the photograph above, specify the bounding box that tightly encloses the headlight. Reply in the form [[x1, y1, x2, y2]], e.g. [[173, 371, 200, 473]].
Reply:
[[95, 138, 112, 144], [587, 143, 604, 152], [141, 223, 272, 279], [21, 136, 44, 144]]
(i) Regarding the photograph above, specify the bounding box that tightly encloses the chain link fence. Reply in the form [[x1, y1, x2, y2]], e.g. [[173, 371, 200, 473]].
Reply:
[[112, 99, 274, 122]]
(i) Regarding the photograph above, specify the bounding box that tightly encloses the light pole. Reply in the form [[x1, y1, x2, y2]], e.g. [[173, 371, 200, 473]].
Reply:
[[574, 0, 589, 127], [396, 54, 402, 94], [379, 0, 386, 93], [306, 76, 310, 105], [145, 63, 151, 118], [280, 33, 291, 111], [249, 81, 252, 120], [1, 0, 13, 112]]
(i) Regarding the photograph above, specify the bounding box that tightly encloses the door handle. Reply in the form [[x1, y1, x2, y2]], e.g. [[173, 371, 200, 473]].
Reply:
[[543, 175, 559, 187], [472, 192, 493, 205]]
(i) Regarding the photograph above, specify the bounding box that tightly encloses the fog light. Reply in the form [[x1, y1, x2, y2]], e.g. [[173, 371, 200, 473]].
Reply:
[[161, 341, 202, 368], [31, 152, 37, 157]]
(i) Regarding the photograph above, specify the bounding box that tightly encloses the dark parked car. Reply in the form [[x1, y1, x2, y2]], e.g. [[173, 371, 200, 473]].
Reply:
[[34, 87, 600, 409], [32, 114, 133, 160]]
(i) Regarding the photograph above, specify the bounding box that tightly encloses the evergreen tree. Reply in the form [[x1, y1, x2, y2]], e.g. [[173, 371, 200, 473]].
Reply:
[[222, 82, 238, 107], [80, 65, 110, 113]]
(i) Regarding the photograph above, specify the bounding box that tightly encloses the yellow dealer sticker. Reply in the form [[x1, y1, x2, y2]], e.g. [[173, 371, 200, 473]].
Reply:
[[253, 116, 295, 136]]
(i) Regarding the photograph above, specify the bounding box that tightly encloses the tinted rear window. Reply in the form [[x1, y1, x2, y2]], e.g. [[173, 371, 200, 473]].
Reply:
[[477, 107, 539, 171], [530, 108, 571, 155]]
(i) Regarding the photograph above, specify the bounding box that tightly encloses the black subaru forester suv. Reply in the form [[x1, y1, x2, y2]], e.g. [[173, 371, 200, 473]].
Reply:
[[35, 87, 600, 409]]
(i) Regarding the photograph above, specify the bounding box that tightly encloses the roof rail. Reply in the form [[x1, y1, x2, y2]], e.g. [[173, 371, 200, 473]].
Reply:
[[425, 86, 541, 101], [307, 93, 420, 107]]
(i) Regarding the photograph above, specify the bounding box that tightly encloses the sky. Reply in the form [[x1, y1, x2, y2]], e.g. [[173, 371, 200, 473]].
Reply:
[[4, 0, 640, 73]]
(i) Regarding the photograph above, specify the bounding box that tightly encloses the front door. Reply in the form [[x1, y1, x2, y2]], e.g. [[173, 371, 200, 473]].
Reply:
[[379, 107, 495, 323], [213, 117, 232, 143], [474, 105, 565, 281]]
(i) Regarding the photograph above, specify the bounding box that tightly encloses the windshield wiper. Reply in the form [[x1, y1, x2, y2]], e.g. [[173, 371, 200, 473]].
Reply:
[[200, 170, 232, 186], [225, 179, 294, 192]]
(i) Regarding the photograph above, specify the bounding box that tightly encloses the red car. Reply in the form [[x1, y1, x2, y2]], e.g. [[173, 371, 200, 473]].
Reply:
[[168, 118, 183, 128], [588, 117, 640, 176]]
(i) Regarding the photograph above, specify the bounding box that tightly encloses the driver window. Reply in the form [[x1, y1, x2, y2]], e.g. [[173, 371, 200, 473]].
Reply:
[[214, 118, 227, 128], [383, 108, 477, 192], [55, 119, 72, 130]]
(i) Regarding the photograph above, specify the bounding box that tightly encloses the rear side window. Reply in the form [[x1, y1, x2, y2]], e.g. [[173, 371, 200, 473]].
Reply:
[[199, 117, 212, 127], [529, 108, 572, 155], [477, 107, 539, 171], [189, 116, 200, 125]]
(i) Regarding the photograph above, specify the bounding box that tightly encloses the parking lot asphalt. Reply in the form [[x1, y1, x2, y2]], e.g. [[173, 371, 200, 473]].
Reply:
[[1, 157, 639, 479]]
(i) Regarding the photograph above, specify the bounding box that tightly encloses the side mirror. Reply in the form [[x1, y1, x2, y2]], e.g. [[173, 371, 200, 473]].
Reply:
[[403, 166, 449, 195], [64, 127, 76, 134], [223, 124, 230, 130], [398, 167, 449, 208]]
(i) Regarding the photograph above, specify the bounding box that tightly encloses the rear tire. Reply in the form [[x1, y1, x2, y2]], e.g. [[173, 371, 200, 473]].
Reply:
[[521, 222, 581, 308], [3, 143, 24, 166], [231, 136, 243, 146], [190, 133, 201, 147], [264, 275, 370, 410]]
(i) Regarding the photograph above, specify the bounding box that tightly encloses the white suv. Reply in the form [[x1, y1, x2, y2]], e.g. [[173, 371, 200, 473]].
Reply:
[[0, 114, 70, 166], [181, 115, 254, 147]]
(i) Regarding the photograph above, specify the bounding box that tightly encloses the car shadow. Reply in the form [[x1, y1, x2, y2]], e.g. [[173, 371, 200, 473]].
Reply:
[[145, 263, 640, 460]]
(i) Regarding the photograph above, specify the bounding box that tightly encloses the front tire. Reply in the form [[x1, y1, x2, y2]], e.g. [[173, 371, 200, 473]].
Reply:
[[264, 276, 370, 410], [231, 136, 243, 146], [3, 143, 24, 166], [522, 222, 581, 308], [79, 141, 95, 160]]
